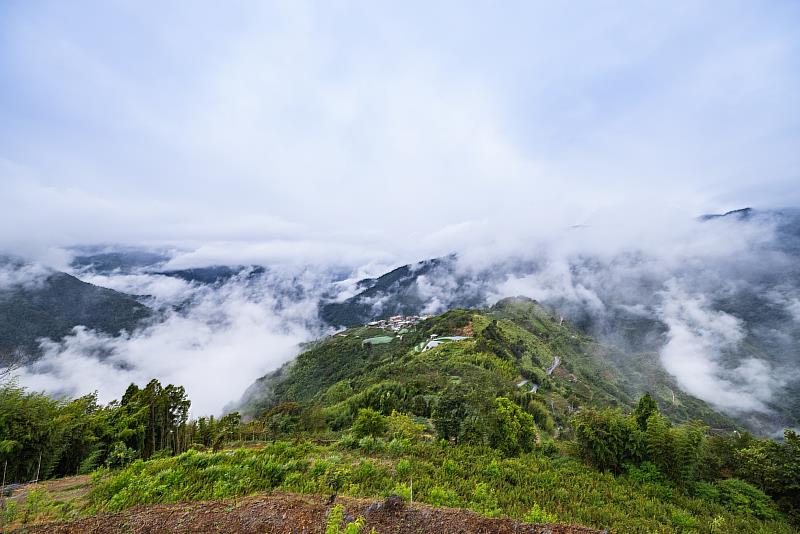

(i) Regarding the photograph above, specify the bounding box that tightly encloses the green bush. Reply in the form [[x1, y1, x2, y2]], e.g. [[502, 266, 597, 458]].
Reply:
[[625, 461, 667, 485], [470, 482, 501, 518], [428, 486, 459, 507], [386, 411, 423, 442], [325, 504, 372, 534], [86, 439, 797, 533], [523, 502, 557, 524], [715, 478, 781, 521], [671, 510, 699, 531], [491, 397, 537, 456], [357, 436, 385, 453], [351, 409, 387, 438]]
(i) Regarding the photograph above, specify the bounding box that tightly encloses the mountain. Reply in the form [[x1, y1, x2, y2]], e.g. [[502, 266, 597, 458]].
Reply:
[[310, 210, 800, 434], [241, 297, 735, 432], [71, 247, 267, 286], [70, 249, 171, 273], [157, 265, 267, 285], [699, 207, 754, 221], [321, 256, 460, 326], [0, 266, 152, 365]]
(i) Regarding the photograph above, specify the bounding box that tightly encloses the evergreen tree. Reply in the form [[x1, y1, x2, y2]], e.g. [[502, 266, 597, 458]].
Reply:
[[633, 393, 659, 432]]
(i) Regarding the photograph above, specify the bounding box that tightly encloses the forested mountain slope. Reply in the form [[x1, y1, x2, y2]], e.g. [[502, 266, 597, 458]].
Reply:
[[0, 268, 151, 364], [242, 297, 734, 432]]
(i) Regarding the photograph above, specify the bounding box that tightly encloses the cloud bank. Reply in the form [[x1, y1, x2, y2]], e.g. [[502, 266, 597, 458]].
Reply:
[[1, 2, 799, 262], [16, 268, 332, 415]]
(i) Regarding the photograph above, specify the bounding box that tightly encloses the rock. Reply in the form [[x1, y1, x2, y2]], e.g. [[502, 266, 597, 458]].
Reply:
[[383, 494, 405, 511]]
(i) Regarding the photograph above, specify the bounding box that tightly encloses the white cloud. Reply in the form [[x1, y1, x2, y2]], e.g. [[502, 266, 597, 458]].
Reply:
[[16, 269, 331, 415], [0, 2, 798, 259]]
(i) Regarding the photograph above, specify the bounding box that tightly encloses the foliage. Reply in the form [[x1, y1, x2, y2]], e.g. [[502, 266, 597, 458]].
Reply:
[[733, 429, 800, 522], [0, 378, 190, 484], [83, 440, 795, 533], [386, 411, 424, 442], [325, 504, 375, 534], [3, 300, 800, 532], [572, 408, 642, 474], [491, 397, 537, 456], [633, 392, 658, 431], [713, 478, 782, 520], [351, 409, 388, 438], [523, 502, 558, 524]]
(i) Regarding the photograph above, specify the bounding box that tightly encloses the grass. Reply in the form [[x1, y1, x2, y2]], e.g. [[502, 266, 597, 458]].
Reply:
[[362, 336, 395, 345], [71, 439, 795, 534]]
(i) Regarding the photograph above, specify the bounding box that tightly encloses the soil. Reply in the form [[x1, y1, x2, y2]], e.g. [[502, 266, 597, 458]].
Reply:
[[12, 491, 604, 534], [5, 475, 92, 507]]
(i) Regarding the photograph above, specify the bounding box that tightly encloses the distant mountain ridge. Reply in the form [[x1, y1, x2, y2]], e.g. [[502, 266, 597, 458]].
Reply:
[[0, 267, 152, 364]]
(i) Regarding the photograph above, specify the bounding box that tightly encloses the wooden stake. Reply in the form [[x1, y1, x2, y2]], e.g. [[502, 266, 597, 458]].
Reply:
[[34, 452, 42, 483]]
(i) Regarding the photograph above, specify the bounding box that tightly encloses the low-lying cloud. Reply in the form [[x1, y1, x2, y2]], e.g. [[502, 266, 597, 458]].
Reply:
[[4, 211, 800, 432], [15, 267, 332, 415]]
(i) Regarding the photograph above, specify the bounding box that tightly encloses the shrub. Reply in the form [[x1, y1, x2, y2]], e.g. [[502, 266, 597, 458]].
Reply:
[[337, 434, 359, 449], [396, 459, 411, 479], [492, 397, 537, 456], [470, 482, 501, 518], [523, 503, 557, 524], [352, 409, 387, 438], [325, 504, 373, 534], [572, 408, 642, 474], [386, 411, 423, 442], [386, 438, 409, 455], [428, 486, 459, 507], [390, 482, 411, 501], [2, 501, 17, 524], [106, 441, 137, 468], [670, 510, 699, 531], [715, 478, 781, 521], [357, 436, 385, 453], [625, 461, 667, 485]]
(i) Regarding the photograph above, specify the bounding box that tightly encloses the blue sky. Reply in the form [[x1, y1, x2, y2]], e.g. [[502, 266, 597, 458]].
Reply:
[[1, 1, 799, 265]]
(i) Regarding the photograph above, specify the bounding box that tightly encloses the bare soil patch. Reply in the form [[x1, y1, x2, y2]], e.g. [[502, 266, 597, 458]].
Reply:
[[15, 491, 602, 534]]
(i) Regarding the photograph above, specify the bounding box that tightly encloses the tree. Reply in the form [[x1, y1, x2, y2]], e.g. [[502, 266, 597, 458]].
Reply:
[[491, 397, 538, 456], [433, 388, 468, 443], [573, 408, 643, 474], [119, 379, 190, 459], [633, 393, 658, 432], [351, 408, 387, 438], [735, 430, 800, 522]]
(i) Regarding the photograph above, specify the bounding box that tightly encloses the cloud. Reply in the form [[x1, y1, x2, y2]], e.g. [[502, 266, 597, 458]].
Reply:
[[0, 2, 798, 260], [0, 260, 51, 290], [15, 268, 332, 415], [657, 282, 774, 414]]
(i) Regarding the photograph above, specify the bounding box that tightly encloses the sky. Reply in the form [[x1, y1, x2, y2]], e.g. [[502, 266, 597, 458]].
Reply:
[[1, 1, 799, 267]]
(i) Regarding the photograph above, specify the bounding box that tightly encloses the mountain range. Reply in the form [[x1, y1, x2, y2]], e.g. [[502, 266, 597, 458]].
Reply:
[[2, 208, 799, 434]]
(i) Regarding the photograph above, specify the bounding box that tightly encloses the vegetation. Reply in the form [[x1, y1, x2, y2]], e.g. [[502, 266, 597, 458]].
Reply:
[[0, 378, 190, 483], [325, 504, 376, 534], [74, 438, 797, 532], [0, 268, 151, 363], [2, 298, 799, 532]]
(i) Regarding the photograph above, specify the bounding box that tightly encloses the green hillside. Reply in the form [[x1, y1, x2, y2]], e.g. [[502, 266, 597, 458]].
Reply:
[[242, 297, 734, 433], [5, 298, 798, 532], [0, 271, 152, 364]]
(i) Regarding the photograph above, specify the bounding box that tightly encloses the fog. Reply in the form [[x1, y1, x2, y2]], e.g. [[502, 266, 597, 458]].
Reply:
[[14, 266, 334, 415]]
